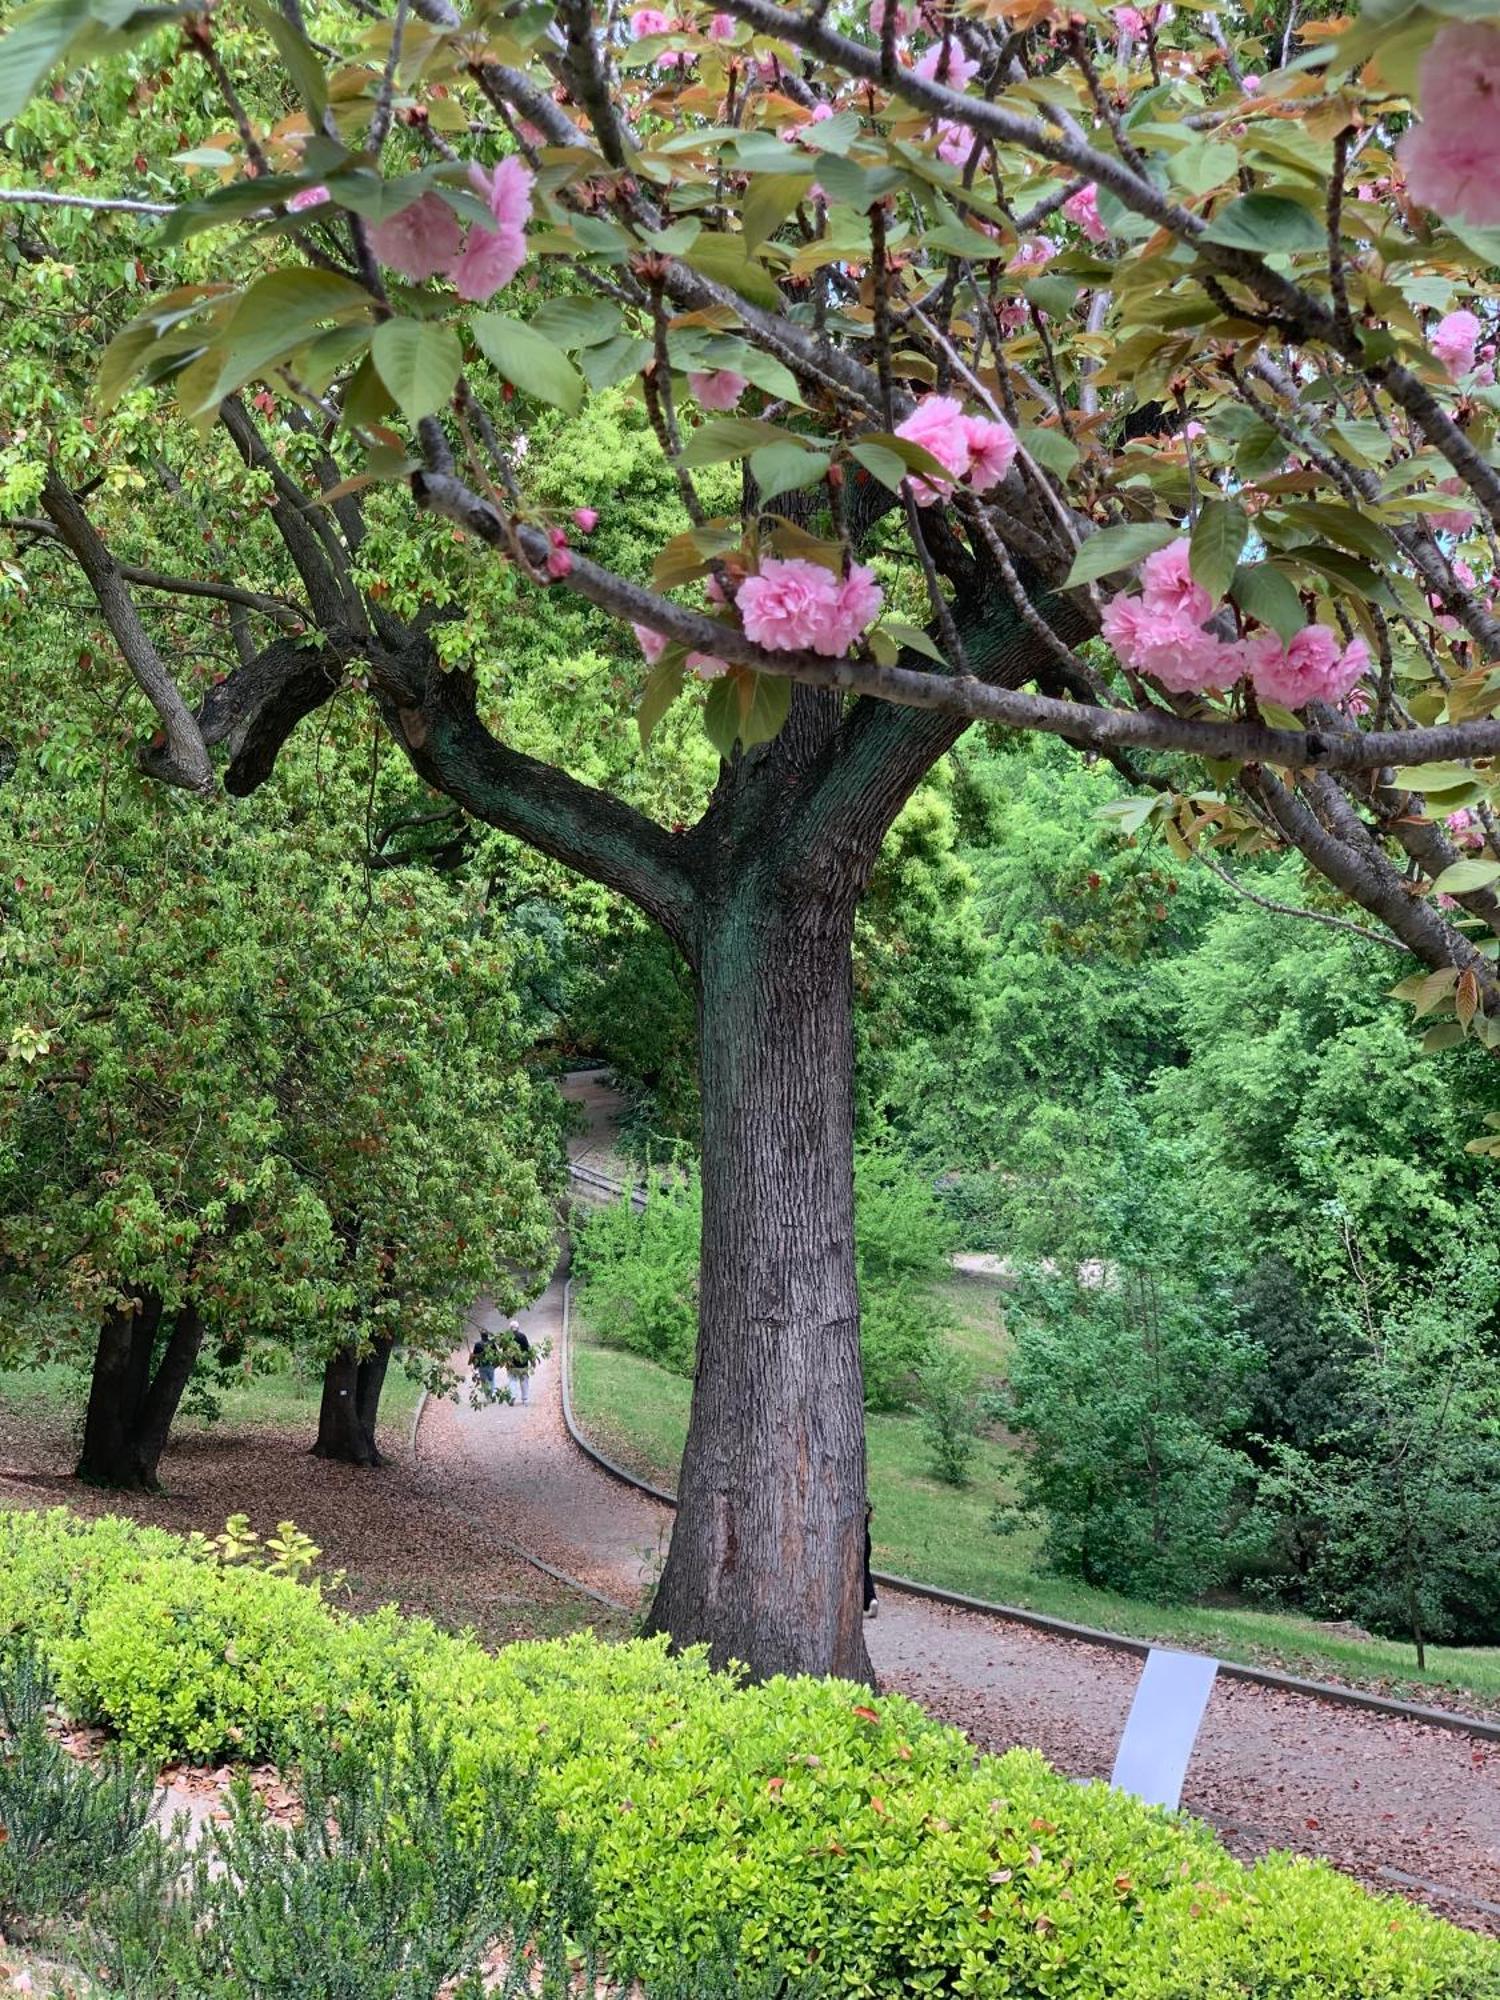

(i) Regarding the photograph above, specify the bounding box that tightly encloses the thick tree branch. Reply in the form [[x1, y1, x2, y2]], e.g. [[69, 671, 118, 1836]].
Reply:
[[367, 641, 701, 951], [411, 466, 1500, 776], [39, 470, 214, 794]]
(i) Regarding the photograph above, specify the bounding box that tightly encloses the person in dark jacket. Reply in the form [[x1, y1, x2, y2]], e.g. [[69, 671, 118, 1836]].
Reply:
[[863, 1501, 878, 1619], [504, 1320, 535, 1405]]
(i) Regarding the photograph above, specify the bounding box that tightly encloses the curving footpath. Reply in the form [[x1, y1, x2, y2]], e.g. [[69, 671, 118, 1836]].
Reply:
[[416, 1071, 1500, 1935]]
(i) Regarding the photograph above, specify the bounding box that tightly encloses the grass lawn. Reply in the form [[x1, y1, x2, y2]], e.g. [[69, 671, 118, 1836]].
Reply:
[[570, 1315, 1500, 1715]]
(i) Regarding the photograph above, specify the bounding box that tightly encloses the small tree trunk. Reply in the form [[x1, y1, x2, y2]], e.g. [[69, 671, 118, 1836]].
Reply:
[[643, 886, 873, 1684], [77, 1293, 201, 1490], [133, 1304, 204, 1489], [311, 1335, 394, 1466]]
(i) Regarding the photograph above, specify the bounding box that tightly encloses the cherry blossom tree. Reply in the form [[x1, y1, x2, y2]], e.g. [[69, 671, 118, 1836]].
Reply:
[[6, 0, 1500, 1678]]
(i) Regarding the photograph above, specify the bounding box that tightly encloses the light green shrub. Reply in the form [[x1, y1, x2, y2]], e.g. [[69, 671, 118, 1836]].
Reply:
[[4, 1506, 1497, 1999]]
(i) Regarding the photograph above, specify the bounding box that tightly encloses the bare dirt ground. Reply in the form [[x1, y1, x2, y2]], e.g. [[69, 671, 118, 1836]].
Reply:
[[0, 1394, 620, 1654]]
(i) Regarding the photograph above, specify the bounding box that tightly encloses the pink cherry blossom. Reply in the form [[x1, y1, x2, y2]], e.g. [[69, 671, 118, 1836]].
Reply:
[[631, 7, 672, 31], [449, 223, 525, 301], [369, 193, 463, 282], [1244, 625, 1371, 709], [935, 120, 975, 166], [870, 0, 917, 37], [1241, 72, 1262, 93], [687, 650, 729, 679], [546, 545, 573, 579], [573, 507, 599, 532], [1101, 595, 1233, 694], [633, 623, 667, 665], [738, 556, 883, 655], [1114, 6, 1145, 33], [912, 40, 979, 88], [287, 184, 329, 212], [1063, 183, 1109, 244], [709, 11, 736, 37], [894, 393, 973, 501], [1432, 470, 1480, 532], [1140, 538, 1215, 624], [963, 413, 1018, 493], [1432, 308, 1481, 379], [1399, 23, 1500, 227], [1447, 808, 1482, 849], [1008, 235, 1056, 273], [688, 369, 748, 411]]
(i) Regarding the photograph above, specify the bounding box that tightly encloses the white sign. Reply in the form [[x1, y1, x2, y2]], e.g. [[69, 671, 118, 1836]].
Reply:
[[1110, 1648, 1219, 1810]]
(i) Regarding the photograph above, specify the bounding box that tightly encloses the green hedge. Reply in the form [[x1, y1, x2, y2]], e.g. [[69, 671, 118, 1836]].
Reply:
[[2, 1506, 1496, 1999]]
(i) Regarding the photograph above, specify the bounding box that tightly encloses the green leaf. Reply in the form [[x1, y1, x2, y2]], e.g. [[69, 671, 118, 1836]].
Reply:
[[1064, 521, 1178, 588], [577, 334, 653, 393], [1270, 501, 1399, 567], [246, 0, 326, 120], [160, 172, 309, 246], [1234, 420, 1287, 480], [749, 441, 829, 502], [472, 314, 585, 413], [0, 0, 86, 124], [1022, 274, 1080, 317], [1230, 561, 1305, 645], [737, 668, 791, 749], [1390, 763, 1481, 793], [371, 318, 461, 423], [926, 218, 1010, 261], [854, 430, 956, 495], [527, 296, 625, 350], [1432, 858, 1500, 896], [1201, 194, 1325, 254], [880, 620, 947, 666], [1168, 139, 1239, 198], [1188, 499, 1249, 602], [703, 675, 744, 760], [202, 268, 372, 411], [681, 232, 783, 311], [849, 441, 910, 493], [679, 416, 795, 468], [1018, 426, 1079, 479], [637, 654, 685, 748], [742, 171, 813, 250]]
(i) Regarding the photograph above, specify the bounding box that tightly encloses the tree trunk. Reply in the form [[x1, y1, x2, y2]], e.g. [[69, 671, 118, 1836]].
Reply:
[[76, 1293, 202, 1490], [643, 884, 874, 1684], [311, 1335, 394, 1465]]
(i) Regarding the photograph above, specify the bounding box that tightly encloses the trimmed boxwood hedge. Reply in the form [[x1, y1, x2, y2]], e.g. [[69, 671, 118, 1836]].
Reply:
[[1, 1505, 1496, 1998]]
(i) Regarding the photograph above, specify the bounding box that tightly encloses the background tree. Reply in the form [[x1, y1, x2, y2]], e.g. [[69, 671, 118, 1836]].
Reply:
[[0, 718, 558, 1486], [8, 0, 1500, 1675]]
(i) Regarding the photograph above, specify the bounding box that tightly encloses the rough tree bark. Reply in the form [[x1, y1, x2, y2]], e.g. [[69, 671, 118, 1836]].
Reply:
[[311, 1334, 396, 1466], [76, 1292, 204, 1490], [644, 875, 872, 1682]]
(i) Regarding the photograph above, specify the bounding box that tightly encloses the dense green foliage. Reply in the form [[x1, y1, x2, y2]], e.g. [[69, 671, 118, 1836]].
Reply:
[[2, 1508, 1496, 1999], [573, 1148, 958, 1411]]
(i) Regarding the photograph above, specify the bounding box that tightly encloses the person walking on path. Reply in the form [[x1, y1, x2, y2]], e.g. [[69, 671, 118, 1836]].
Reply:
[[863, 1501, 878, 1620], [504, 1320, 535, 1405], [470, 1326, 501, 1398]]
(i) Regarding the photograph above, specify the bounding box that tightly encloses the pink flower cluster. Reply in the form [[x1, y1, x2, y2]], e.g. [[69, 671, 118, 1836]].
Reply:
[[911, 40, 979, 88], [739, 556, 884, 655], [1100, 539, 1369, 707], [369, 158, 534, 302], [688, 369, 748, 410], [1400, 22, 1500, 228], [1063, 183, 1108, 244], [893, 393, 1018, 505], [1432, 309, 1481, 379]]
